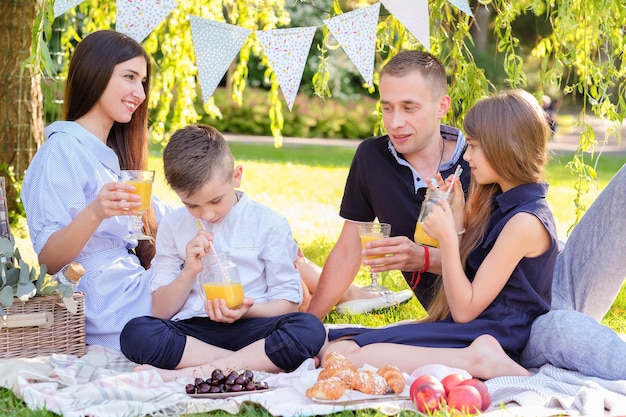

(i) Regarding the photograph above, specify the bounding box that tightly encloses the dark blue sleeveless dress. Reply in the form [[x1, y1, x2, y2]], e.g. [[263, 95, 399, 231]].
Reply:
[[328, 182, 558, 362]]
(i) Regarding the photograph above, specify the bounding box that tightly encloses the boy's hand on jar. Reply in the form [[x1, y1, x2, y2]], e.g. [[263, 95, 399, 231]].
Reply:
[[205, 297, 254, 323]]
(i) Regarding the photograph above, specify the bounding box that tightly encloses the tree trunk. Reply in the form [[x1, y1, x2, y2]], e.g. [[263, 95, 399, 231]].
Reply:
[[0, 0, 43, 215]]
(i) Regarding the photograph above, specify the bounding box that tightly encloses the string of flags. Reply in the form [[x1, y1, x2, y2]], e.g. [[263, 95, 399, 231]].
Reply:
[[53, 0, 473, 111]]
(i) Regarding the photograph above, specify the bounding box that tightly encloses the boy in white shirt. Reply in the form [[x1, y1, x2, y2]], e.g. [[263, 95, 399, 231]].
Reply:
[[120, 124, 326, 378]]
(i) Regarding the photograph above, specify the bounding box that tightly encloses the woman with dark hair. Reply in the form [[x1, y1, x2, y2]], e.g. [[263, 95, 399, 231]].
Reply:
[[21, 30, 160, 350]]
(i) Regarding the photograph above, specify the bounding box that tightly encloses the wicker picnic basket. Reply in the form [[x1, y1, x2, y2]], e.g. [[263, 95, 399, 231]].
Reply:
[[0, 292, 86, 359]]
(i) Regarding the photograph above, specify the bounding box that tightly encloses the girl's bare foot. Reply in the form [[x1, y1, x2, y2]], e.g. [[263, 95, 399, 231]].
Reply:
[[469, 334, 531, 379]]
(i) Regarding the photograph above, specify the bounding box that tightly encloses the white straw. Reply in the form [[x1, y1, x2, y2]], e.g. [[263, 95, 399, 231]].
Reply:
[[195, 219, 232, 282], [445, 165, 463, 196]]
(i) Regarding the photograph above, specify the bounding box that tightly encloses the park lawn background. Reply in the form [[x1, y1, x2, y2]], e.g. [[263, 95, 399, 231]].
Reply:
[[4, 142, 626, 416]]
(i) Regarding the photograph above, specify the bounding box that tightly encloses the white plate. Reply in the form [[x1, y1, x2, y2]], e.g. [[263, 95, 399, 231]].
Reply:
[[188, 387, 274, 399]]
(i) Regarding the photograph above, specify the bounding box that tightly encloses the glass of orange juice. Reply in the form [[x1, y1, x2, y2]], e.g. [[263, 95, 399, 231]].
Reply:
[[414, 189, 453, 248], [357, 222, 391, 292], [197, 252, 244, 309], [120, 170, 155, 240]]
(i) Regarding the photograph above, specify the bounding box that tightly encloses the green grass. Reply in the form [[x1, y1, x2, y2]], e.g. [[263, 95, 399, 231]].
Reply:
[[4, 142, 626, 416]]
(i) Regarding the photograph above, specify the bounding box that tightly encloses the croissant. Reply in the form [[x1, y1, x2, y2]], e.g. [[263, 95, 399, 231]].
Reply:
[[319, 352, 356, 379], [318, 352, 357, 383], [377, 365, 406, 394], [350, 369, 388, 395], [305, 376, 347, 400]]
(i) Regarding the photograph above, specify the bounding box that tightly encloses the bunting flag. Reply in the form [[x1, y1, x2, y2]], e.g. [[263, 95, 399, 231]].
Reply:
[[448, 0, 474, 16], [256, 26, 317, 111], [380, 0, 430, 50], [116, 0, 178, 43], [53, 0, 88, 18], [324, 2, 381, 87], [189, 15, 252, 104], [53, 1, 460, 111]]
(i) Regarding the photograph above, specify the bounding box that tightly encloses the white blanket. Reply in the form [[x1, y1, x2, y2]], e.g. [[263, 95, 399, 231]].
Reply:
[[1, 346, 625, 417]]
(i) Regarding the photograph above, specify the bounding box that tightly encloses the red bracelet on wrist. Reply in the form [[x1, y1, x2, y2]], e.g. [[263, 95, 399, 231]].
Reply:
[[410, 245, 429, 290]]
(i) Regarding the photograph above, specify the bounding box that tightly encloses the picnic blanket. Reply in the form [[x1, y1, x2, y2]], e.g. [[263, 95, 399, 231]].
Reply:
[[1, 345, 626, 417]]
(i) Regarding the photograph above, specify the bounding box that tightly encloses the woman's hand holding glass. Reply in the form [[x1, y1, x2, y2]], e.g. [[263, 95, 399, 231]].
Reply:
[[87, 181, 143, 220], [120, 169, 155, 240]]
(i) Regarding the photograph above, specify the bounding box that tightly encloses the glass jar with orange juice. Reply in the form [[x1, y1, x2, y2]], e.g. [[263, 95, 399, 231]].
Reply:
[[197, 252, 244, 309], [414, 189, 453, 248]]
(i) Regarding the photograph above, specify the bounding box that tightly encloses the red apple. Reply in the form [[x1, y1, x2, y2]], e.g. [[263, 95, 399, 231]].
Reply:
[[441, 373, 466, 396], [411, 374, 444, 391], [447, 385, 482, 414], [460, 378, 492, 411], [409, 382, 446, 413]]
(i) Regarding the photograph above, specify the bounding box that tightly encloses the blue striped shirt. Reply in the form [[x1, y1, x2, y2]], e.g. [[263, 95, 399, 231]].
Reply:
[[21, 121, 162, 350]]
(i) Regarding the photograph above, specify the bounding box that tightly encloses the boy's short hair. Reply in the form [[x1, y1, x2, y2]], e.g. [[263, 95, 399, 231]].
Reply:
[[163, 124, 234, 196]]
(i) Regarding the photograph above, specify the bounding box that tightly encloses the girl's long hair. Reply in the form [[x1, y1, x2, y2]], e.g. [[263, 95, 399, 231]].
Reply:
[[64, 30, 156, 268], [423, 89, 551, 322]]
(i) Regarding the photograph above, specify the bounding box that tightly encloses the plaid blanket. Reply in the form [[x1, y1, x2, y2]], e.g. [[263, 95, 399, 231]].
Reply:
[[1, 345, 625, 416]]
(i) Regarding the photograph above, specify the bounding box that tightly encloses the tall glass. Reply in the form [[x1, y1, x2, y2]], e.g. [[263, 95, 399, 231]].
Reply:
[[358, 222, 391, 292], [120, 170, 155, 241]]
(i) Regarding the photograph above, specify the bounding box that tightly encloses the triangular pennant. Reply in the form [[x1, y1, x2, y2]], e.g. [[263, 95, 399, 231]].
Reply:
[[189, 15, 252, 104], [116, 0, 178, 43], [256, 26, 317, 111], [53, 0, 88, 18], [448, 0, 474, 16], [380, 0, 430, 51], [324, 3, 380, 87]]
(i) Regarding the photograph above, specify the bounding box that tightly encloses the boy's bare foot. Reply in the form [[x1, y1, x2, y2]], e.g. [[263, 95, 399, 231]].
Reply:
[[469, 334, 531, 379]]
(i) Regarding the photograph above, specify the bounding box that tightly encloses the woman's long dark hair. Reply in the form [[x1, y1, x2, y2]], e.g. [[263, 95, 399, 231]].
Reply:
[[64, 30, 156, 268]]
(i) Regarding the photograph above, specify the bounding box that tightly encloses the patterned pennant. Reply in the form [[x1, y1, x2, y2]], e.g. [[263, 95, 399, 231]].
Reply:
[[53, 0, 88, 18], [256, 26, 317, 111], [324, 2, 381, 87], [448, 0, 474, 16], [380, 0, 430, 51], [116, 0, 178, 43], [189, 15, 252, 104]]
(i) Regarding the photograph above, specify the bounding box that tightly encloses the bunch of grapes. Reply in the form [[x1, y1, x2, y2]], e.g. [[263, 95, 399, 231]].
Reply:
[[185, 368, 270, 394]]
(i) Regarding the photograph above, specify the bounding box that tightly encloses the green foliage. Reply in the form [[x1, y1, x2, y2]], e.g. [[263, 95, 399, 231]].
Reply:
[[0, 236, 73, 317], [21, 0, 56, 78], [27, 0, 626, 227], [204, 87, 379, 140], [0, 164, 24, 224]]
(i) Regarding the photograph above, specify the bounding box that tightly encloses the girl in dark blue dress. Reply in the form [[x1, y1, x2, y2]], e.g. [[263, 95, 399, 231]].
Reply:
[[323, 89, 559, 380]]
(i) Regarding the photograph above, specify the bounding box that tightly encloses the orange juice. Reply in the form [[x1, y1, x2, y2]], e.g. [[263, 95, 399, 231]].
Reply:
[[414, 222, 440, 247], [126, 180, 152, 212], [203, 282, 244, 309], [360, 234, 385, 260]]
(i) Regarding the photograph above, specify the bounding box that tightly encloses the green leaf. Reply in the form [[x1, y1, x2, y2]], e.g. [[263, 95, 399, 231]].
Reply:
[[0, 237, 15, 258], [0, 286, 15, 308], [16, 282, 36, 302], [18, 259, 33, 284], [2, 266, 20, 287]]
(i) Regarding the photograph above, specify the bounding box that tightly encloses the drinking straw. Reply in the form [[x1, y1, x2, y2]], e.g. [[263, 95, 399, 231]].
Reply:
[[445, 165, 463, 196], [195, 219, 232, 282]]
